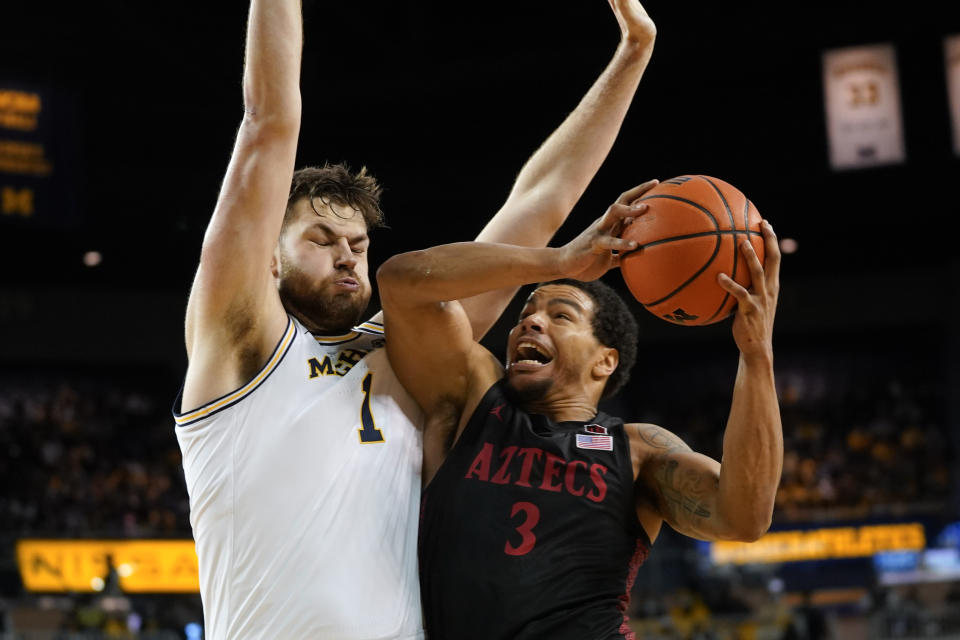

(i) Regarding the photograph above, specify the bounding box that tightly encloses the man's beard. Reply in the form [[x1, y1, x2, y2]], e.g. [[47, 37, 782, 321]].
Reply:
[[277, 264, 368, 334], [504, 374, 553, 407]]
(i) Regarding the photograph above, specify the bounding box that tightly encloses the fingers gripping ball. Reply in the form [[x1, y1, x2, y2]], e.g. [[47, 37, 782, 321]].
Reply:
[[619, 175, 764, 326]]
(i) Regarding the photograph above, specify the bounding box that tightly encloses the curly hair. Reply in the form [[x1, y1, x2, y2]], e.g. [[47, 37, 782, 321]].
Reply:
[[540, 278, 639, 399], [285, 162, 386, 230]]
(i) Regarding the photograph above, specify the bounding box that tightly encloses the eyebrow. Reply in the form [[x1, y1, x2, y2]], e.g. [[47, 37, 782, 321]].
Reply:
[[306, 222, 369, 245], [521, 295, 586, 315]]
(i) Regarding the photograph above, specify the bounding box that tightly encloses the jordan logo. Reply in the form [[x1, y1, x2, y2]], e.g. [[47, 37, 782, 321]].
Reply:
[[490, 404, 505, 422]]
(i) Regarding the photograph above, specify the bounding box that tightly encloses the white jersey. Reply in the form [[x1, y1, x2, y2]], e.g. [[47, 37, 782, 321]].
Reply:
[[174, 315, 424, 640]]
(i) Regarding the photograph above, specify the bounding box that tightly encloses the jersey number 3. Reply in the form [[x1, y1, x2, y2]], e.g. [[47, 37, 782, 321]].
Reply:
[[358, 373, 385, 443], [504, 501, 540, 556]]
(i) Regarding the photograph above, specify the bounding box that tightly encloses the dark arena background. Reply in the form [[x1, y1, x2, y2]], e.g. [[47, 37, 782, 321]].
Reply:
[[2, 1, 960, 638]]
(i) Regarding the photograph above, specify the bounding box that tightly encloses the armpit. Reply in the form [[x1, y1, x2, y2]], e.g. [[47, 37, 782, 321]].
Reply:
[[426, 397, 464, 456]]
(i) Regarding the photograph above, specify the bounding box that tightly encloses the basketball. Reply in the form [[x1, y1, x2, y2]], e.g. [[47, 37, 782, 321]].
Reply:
[[619, 175, 765, 326]]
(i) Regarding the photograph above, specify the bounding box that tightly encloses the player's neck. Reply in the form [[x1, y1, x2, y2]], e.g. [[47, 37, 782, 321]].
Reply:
[[524, 393, 599, 424], [288, 308, 355, 336]]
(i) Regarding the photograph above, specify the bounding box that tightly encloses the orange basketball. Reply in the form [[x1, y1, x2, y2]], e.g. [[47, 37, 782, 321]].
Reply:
[[619, 175, 764, 326]]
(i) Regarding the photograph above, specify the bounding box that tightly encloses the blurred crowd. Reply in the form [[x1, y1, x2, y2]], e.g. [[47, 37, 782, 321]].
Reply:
[[0, 342, 955, 638], [0, 371, 189, 538], [621, 344, 955, 523], [2, 590, 200, 639], [624, 580, 960, 640], [1, 344, 954, 537], [773, 370, 952, 521]]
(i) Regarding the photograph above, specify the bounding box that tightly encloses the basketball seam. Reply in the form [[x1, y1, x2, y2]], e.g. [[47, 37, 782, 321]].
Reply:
[[625, 194, 721, 308], [623, 229, 761, 251], [700, 176, 738, 323]]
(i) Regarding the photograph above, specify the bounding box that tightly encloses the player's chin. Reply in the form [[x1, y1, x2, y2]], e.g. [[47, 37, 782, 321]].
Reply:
[[311, 289, 370, 327], [505, 367, 553, 403], [327, 284, 370, 307]]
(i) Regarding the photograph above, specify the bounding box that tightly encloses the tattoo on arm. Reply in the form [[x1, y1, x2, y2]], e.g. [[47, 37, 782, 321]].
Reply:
[[639, 425, 693, 454], [654, 458, 715, 525], [637, 425, 717, 532]]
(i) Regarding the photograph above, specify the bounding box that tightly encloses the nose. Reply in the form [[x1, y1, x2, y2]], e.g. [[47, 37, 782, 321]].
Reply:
[[333, 238, 357, 270], [519, 311, 545, 333]]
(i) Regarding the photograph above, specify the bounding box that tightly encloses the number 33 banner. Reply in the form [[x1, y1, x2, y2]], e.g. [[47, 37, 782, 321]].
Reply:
[[822, 43, 906, 170], [946, 35, 960, 156]]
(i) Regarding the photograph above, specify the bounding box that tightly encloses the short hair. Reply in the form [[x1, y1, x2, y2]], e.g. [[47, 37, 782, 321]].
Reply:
[[285, 163, 386, 230], [540, 278, 638, 399]]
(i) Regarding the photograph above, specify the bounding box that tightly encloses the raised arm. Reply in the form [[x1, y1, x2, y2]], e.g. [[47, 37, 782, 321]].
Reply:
[[460, 0, 657, 339], [637, 222, 783, 542], [378, 187, 650, 477], [380, 182, 655, 314], [181, 0, 303, 411]]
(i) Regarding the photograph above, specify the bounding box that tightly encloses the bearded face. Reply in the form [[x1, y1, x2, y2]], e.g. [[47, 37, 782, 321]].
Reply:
[[274, 199, 372, 334], [277, 254, 370, 333]]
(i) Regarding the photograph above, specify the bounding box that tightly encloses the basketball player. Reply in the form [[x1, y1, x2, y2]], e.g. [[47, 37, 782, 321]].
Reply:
[[173, 0, 657, 638], [377, 193, 783, 639]]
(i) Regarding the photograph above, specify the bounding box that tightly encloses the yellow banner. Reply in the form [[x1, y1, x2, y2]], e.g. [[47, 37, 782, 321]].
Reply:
[[711, 523, 926, 565], [16, 539, 199, 593], [0, 89, 41, 132]]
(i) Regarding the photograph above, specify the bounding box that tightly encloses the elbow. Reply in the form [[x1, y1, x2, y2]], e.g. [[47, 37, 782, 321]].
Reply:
[[543, 206, 573, 237], [377, 252, 429, 301], [225, 111, 301, 167], [239, 97, 302, 139], [715, 499, 774, 542], [244, 113, 301, 141], [375, 258, 396, 294], [730, 513, 772, 543], [375, 254, 405, 288], [522, 194, 574, 231], [735, 525, 770, 544], [503, 184, 575, 235]]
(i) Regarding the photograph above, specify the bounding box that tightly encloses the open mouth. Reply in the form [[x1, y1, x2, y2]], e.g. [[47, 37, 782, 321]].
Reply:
[[513, 341, 553, 367]]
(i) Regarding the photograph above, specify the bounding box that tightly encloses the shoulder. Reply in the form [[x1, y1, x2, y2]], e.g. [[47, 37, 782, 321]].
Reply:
[[471, 347, 506, 382], [181, 310, 294, 417], [624, 422, 693, 458]]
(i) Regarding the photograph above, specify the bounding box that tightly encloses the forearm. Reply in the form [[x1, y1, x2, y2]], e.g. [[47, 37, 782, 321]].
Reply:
[[242, 0, 303, 123], [716, 353, 783, 540], [378, 243, 563, 307], [193, 0, 303, 318], [462, 46, 650, 340]]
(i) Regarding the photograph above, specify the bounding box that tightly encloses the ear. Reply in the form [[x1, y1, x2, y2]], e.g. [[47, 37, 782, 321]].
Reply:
[[591, 347, 619, 381], [270, 246, 281, 279]]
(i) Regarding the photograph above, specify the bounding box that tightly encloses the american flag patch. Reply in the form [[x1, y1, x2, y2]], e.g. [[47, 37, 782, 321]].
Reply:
[[576, 433, 613, 451]]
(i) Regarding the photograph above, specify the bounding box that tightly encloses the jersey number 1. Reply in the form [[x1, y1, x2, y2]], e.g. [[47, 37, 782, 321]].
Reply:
[[358, 373, 384, 443]]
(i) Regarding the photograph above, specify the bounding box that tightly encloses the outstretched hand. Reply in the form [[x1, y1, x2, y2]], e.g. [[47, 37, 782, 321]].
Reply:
[[556, 179, 658, 282], [717, 221, 781, 362], [609, 0, 656, 51]]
